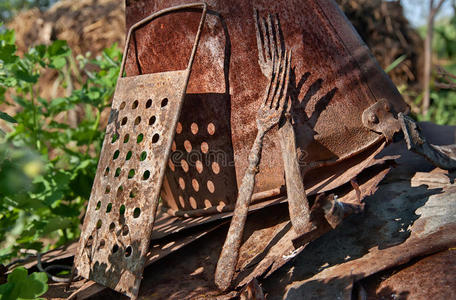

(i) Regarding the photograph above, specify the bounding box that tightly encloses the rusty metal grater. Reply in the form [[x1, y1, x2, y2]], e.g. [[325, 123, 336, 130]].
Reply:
[[73, 3, 207, 298]]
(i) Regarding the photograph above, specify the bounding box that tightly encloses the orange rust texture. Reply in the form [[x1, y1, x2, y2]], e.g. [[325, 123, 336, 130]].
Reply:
[[124, 0, 408, 210]]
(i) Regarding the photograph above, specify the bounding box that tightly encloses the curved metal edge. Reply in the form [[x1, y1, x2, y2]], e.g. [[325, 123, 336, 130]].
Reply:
[[119, 2, 208, 77]]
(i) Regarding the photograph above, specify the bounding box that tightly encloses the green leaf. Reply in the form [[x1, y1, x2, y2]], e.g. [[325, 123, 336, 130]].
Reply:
[[385, 54, 407, 74], [0, 44, 18, 63], [0, 267, 48, 299], [50, 56, 66, 69], [0, 29, 15, 45], [13, 69, 39, 83], [46, 40, 70, 58], [0, 111, 17, 123]]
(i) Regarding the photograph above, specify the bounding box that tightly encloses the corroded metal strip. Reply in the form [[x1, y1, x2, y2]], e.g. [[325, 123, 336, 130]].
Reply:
[[399, 113, 456, 170], [74, 3, 207, 298]]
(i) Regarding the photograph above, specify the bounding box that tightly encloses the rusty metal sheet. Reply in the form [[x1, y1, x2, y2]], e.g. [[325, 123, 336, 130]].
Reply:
[[41, 144, 456, 299], [118, 125, 455, 299], [116, 157, 393, 299], [74, 71, 191, 297], [74, 4, 208, 298], [263, 171, 456, 299], [39, 211, 227, 299], [125, 0, 408, 213], [360, 250, 456, 300]]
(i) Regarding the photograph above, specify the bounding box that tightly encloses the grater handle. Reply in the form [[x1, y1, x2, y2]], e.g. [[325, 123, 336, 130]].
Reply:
[[119, 2, 208, 77]]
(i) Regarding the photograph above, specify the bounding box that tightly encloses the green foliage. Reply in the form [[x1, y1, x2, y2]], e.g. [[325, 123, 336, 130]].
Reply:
[[418, 78, 456, 124], [0, 25, 121, 263], [0, 267, 48, 300], [410, 12, 456, 125]]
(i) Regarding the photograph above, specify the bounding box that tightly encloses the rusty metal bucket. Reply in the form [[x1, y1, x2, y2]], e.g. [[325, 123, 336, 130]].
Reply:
[[124, 0, 408, 217], [74, 3, 207, 298]]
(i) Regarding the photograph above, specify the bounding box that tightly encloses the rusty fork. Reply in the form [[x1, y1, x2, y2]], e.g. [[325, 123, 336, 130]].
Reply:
[[255, 10, 313, 236], [214, 15, 292, 290]]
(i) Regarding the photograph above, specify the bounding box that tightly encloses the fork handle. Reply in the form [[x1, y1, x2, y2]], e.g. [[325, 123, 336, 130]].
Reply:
[[278, 115, 313, 236], [215, 130, 265, 291]]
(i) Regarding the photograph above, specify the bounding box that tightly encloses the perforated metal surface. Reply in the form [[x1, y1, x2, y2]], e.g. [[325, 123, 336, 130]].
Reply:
[[74, 70, 190, 297], [161, 93, 239, 217], [74, 3, 207, 298]]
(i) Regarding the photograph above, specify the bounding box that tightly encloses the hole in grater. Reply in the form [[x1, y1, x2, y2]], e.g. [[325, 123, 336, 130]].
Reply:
[[105, 186, 111, 194], [192, 179, 200, 192], [111, 133, 119, 143], [96, 201, 101, 210], [149, 116, 156, 125], [179, 177, 185, 190], [104, 167, 110, 176], [119, 102, 126, 110], [171, 141, 177, 151], [113, 150, 120, 160], [117, 186, 123, 197], [168, 160, 175, 171], [99, 240, 105, 249], [189, 197, 197, 209], [122, 225, 129, 236], [106, 203, 112, 213], [126, 151, 132, 160], [128, 169, 135, 179], [191, 122, 198, 135], [143, 170, 150, 180], [109, 222, 115, 232], [137, 133, 144, 144], [181, 160, 189, 172], [112, 244, 119, 254], [184, 140, 192, 152], [161, 98, 168, 107], [115, 168, 121, 177], [207, 123, 216, 135], [134, 116, 141, 126], [119, 205, 125, 215], [217, 201, 226, 212], [125, 245, 132, 257], [207, 180, 215, 193], [140, 151, 147, 161], [123, 134, 130, 143], [133, 207, 141, 218], [195, 160, 203, 174], [121, 117, 128, 126], [146, 99, 152, 108], [86, 236, 93, 247], [204, 199, 212, 208], [201, 142, 209, 154], [96, 219, 102, 229], [179, 196, 185, 207], [132, 100, 138, 109], [212, 162, 220, 174], [152, 134, 160, 143], [129, 189, 137, 198], [176, 122, 182, 134]]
